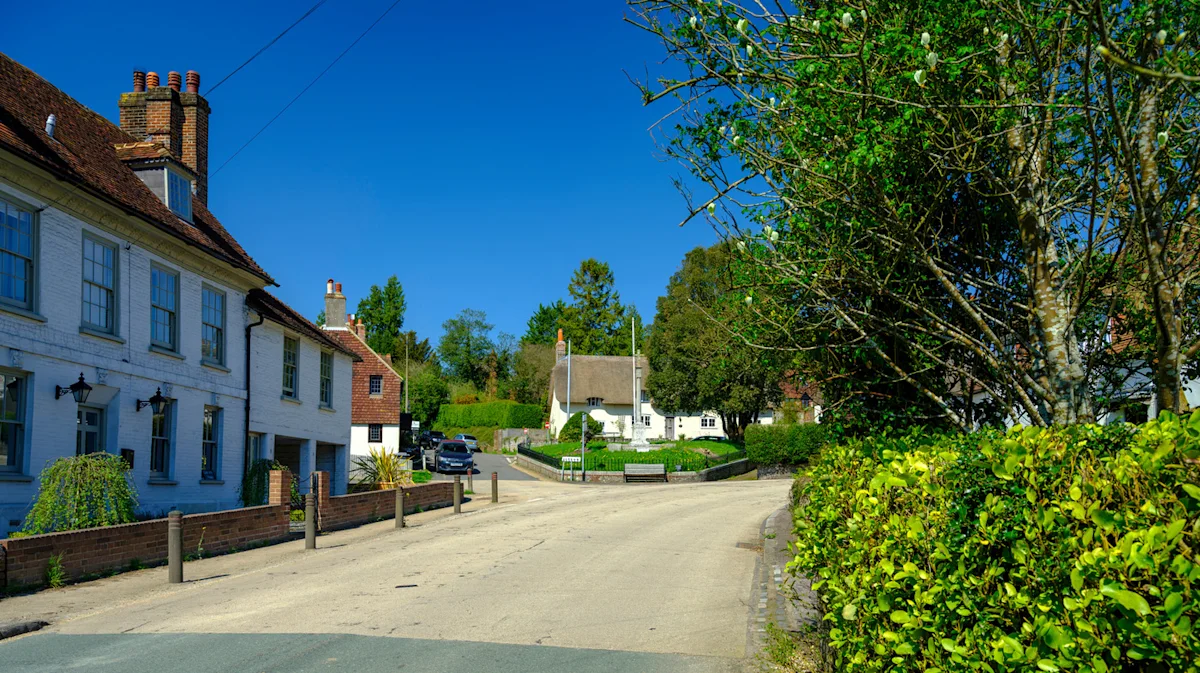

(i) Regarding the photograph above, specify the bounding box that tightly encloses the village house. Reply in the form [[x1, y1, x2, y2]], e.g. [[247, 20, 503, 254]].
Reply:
[[546, 331, 820, 441], [320, 281, 404, 457], [0, 56, 354, 535], [247, 289, 359, 495]]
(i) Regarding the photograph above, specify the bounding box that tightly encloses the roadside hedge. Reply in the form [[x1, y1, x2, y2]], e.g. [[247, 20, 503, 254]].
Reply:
[[792, 412, 1200, 672], [745, 423, 827, 465], [436, 401, 543, 429]]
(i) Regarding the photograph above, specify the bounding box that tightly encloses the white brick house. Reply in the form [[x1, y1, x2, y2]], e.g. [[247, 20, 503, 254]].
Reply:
[[247, 290, 358, 496], [0, 57, 354, 535]]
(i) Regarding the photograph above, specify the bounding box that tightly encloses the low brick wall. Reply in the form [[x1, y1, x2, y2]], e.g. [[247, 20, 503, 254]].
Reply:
[[314, 474, 454, 532], [0, 470, 294, 592]]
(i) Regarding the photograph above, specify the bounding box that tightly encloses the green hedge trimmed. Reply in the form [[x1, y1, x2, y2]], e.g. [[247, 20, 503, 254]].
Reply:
[[792, 412, 1200, 672], [436, 401, 543, 429], [745, 423, 826, 465]]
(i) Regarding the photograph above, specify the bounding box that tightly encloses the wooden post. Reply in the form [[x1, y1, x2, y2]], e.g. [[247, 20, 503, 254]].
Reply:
[[304, 493, 316, 550], [167, 510, 183, 584], [491, 471, 498, 503], [453, 475, 462, 514], [395, 487, 405, 529]]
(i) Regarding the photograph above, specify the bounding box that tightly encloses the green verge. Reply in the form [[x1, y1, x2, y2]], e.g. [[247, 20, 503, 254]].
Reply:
[[792, 412, 1200, 672]]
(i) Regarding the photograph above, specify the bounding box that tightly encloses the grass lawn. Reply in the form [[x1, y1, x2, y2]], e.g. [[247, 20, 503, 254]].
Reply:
[[526, 442, 731, 472], [678, 440, 743, 456]]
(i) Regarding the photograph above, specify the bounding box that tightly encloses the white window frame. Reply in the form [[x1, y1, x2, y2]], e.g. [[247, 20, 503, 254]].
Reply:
[[586, 397, 602, 407], [249, 432, 265, 463], [369, 374, 383, 396], [368, 423, 383, 443], [0, 372, 27, 473], [640, 390, 650, 404], [202, 406, 221, 481], [81, 232, 118, 335], [320, 351, 334, 407], [76, 405, 106, 455], [167, 168, 192, 222], [701, 417, 717, 429], [641, 415, 651, 427], [201, 285, 226, 366], [150, 400, 173, 479], [0, 196, 37, 313], [150, 264, 179, 352], [282, 336, 299, 399]]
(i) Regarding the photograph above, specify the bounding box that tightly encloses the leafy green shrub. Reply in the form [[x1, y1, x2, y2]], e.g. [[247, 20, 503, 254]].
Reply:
[[558, 412, 604, 443], [411, 470, 432, 484], [352, 447, 409, 484], [437, 401, 543, 429], [240, 458, 286, 506], [792, 413, 1200, 673], [21, 453, 138, 535], [289, 509, 305, 522], [745, 424, 827, 465]]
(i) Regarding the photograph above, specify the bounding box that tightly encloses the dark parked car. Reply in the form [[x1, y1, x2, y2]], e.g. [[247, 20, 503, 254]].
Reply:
[[419, 430, 445, 449], [432, 441, 474, 474]]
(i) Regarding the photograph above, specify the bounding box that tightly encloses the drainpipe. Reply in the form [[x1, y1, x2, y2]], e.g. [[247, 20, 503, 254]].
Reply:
[[244, 306, 265, 480]]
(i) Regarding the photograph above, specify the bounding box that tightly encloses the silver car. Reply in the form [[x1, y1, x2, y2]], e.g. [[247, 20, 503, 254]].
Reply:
[[454, 433, 480, 452]]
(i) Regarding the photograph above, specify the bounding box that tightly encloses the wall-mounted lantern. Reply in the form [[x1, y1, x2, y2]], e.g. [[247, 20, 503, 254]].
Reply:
[[137, 388, 167, 415], [55, 373, 92, 404]]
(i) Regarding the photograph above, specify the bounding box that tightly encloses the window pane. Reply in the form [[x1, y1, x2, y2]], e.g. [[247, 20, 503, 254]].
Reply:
[[82, 237, 116, 330]]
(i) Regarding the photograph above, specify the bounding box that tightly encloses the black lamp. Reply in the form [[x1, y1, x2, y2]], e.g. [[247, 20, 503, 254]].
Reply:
[[137, 388, 167, 414], [55, 373, 92, 404]]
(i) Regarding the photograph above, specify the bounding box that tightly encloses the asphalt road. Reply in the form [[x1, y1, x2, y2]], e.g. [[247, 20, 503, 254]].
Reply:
[[426, 451, 535, 482], [0, 479, 789, 672]]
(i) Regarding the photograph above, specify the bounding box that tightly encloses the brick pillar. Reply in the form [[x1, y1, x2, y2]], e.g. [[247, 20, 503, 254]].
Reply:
[[268, 469, 292, 507], [313, 471, 332, 531]]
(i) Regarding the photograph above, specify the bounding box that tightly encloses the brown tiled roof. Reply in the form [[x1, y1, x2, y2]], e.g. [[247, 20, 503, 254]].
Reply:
[[248, 290, 360, 361], [325, 329, 404, 425], [0, 53, 272, 284], [113, 141, 177, 163]]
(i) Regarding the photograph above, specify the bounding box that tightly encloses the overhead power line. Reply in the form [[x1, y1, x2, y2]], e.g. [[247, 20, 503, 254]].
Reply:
[[212, 0, 404, 177], [205, 0, 329, 97]]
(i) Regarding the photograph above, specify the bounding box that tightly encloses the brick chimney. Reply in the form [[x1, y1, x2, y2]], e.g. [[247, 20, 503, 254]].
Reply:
[[119, 68, 211, 204], [323, 280, 347, 330], [555, 328, 566, 360], [356, 318, 367, 340]]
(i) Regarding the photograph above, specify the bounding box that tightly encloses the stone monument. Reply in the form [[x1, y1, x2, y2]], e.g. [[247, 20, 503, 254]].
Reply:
[[630, 360, 651, 452]]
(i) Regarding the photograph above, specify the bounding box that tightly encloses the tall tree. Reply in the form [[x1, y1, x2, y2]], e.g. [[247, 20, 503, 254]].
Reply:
[[523, 300, 568, 345], [563, 259, 625, 354], [437, 309, 495, 389], [505, 342, 557, 406], [396, 330, 435, 367], [355, 276, 407, 358], [647, 243, 786, 440], [407, 362, 449, 429], [627, 0, 1186, 427]]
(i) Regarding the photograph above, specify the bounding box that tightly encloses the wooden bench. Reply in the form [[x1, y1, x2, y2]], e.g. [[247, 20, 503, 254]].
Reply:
[[624, 463, 668, 483]]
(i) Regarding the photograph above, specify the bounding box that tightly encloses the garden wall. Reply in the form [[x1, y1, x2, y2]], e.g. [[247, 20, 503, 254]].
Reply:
[[313, 471, 454, 532], [1, 470, 295, 591], [513, 454, 752, 483]]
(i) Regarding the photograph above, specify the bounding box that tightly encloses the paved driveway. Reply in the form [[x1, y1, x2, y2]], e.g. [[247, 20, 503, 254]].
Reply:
[[0, 479, 789, 672]]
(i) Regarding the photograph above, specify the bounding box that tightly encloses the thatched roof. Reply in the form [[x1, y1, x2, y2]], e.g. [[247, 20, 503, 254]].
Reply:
[[550, 355, 648, 405]]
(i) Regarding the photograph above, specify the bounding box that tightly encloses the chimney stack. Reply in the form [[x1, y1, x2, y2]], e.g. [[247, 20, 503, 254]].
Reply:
[[323, 279, 347, 329], [555, 328, 566, 360], [356, 319, 366, 340], [119, 67, 211, 204]]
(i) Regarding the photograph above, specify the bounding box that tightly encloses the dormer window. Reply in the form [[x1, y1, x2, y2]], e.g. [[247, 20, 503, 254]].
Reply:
[[167, 169, 192, 221]]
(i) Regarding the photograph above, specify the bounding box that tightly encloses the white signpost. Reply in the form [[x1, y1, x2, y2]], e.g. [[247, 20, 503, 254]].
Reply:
[[561, 456, 582, 482]]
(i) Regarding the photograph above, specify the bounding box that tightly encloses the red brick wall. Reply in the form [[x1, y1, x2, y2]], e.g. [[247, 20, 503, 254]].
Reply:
[[0, 470, 293, 591], [314, 473, 453, 532]]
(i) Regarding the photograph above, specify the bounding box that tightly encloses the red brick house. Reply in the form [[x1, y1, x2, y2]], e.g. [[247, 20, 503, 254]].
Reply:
[[321, 280, 404, 455]]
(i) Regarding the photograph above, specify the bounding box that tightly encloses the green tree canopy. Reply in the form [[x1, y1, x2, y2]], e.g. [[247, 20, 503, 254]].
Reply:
[[523, 300, 568, 345], [407, 362, 449, 428], [355, 276, 407, 358], [646, 243, 786, 440], [563, 259, 626, 354], [437, 308, 495, 389]]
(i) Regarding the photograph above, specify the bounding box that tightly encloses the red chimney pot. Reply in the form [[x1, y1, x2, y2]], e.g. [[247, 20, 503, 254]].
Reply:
[[185, 70, 200, 94], [335, 283, 342, 293], [133, 70, 146, 92], [167, 71, 182, 91], [146, 72, 160, 88]]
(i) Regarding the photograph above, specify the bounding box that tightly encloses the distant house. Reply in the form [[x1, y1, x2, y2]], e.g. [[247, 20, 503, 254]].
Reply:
[[247, 289, 359, 496], [546, 331, 813, 441], [320, 281, 404, 456]]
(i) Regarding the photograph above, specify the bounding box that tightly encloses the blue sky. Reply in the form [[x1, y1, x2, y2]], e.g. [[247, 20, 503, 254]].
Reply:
[[5, 0, 718, 343]]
